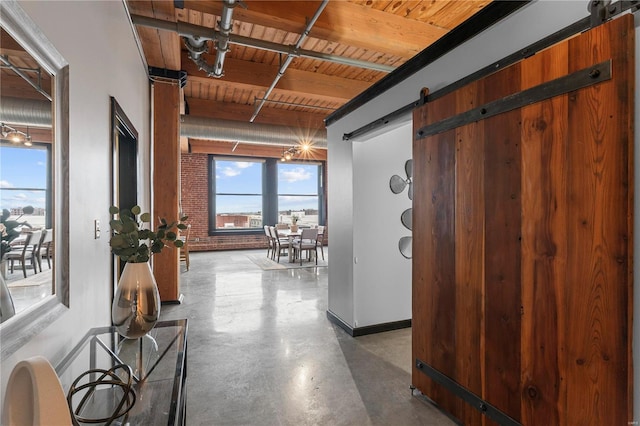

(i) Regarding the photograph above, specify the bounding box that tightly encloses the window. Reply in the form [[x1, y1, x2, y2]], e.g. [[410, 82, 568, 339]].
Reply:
[[0, 143, 51, 228], [209, 156, 324, 234], [277, 162, 320, 227], [212, 158, 264, 230]]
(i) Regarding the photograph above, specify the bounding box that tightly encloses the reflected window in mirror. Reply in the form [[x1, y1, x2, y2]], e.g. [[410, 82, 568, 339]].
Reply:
[[0, 0, 69, 359], [0, 23, 54, 316]]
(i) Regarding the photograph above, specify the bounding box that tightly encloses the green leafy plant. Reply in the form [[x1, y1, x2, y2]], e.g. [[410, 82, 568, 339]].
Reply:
[[0, 206, 34, 258], [109, 205, 188, 263], [291, 214, 299, 225]]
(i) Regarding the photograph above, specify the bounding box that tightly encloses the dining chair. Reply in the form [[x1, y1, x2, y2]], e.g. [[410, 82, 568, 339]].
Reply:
[[263, 225, 273, 258], [32, 229, 49, 273], [179, 224, 191, 271], [316, 225, 325, 260], [38, 228, 54, 270], [6, 229, 41, 278], [270, 226, 288, 262], [292, 228, 318, 265]]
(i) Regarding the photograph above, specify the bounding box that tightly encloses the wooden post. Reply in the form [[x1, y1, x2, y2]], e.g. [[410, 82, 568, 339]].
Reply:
[[152, 81, 180, 302]]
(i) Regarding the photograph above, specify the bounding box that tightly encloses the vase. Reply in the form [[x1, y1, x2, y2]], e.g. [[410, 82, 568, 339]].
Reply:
[[290, 224, 298, 233], [112, 262, 161, 339]]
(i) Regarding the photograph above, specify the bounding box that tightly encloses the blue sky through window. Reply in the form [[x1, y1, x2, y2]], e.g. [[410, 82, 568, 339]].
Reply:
[[278, 163, 319, 212], [0, 145, 47, 209], [215, 160, 262, 214]]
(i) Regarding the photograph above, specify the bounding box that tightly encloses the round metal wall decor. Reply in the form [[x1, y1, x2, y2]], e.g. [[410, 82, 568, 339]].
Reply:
[[389, 159, 413, 259]]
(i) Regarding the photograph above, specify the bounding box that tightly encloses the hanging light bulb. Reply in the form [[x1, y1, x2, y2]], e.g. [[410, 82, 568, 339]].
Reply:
[[9, 130, 23, 143]]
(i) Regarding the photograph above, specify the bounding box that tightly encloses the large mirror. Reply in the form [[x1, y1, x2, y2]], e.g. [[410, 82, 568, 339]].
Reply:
[[0, 0, 69, 359]]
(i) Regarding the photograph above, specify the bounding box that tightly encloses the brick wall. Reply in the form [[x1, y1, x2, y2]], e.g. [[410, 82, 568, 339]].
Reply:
[[181, 151, 327, 252]]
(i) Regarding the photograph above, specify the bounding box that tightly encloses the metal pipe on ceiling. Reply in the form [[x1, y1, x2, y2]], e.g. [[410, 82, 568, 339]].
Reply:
[[183, 0, 236, 78], [0, 97, 326, 148], [180, 115, 327, 148], [0, 97, 52, 128], [129, 14, 395, 73], [250, 0, 328, 123]]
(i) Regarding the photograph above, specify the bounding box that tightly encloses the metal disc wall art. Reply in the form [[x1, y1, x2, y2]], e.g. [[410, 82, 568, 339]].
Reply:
[[389, 159, 413, 259]]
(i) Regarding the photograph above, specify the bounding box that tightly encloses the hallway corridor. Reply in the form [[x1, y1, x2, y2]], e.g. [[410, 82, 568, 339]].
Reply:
[[160, 249, 455, 425]]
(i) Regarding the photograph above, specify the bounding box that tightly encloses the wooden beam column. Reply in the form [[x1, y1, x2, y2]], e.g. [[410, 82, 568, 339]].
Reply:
[[152, 81, 181, 302]]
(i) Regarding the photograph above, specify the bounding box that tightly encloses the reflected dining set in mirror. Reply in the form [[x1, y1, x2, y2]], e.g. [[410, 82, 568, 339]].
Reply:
[[263, 224, 325, 264], [3, 227, 53, 279]]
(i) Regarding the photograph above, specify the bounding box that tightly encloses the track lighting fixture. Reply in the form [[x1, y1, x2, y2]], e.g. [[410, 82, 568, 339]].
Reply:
[[280, 141, 314, 162], [1, 123, 32, 146]]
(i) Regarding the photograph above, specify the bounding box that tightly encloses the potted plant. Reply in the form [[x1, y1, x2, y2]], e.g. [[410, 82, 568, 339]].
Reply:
[[290, 214, 299, 233], [109, 205, 187, 338]]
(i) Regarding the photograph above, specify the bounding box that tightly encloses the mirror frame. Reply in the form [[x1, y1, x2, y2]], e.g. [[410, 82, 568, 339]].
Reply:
[[0, 0, 70, 359]]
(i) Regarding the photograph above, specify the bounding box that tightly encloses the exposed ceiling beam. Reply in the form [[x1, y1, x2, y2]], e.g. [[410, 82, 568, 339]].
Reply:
[[182, 53, 368, 102], [186, 97, 327, 130], [0, 74, 51, 100], [127, 0, 182, 69], [181, 0, 446, 58], [189, 139, 327, 160]]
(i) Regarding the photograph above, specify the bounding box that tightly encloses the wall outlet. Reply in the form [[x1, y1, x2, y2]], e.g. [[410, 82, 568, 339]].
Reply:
[[94, 219, 100, 239]]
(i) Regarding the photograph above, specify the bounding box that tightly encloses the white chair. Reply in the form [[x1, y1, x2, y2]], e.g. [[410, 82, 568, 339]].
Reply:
[[292, 228, 318, 265]]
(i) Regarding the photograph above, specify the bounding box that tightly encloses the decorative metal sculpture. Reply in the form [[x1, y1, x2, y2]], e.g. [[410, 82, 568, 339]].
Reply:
[[389, 159, 413, 259], [66, 363, 136, 425]]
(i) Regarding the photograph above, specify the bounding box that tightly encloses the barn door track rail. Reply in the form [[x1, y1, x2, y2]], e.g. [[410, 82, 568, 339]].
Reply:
[[342, 0, 638, 142], [415, 59, 611, 140]]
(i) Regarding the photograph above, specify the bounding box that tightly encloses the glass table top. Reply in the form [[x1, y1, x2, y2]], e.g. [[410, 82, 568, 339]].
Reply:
[[55, 319, 188, 425]]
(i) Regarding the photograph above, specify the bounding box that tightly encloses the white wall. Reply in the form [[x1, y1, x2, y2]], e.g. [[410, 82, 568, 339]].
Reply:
[[1, 0, 150, 401], [327, 125, 354, 326], [352, 122, 412, 327], [328, 0, 640, 419]]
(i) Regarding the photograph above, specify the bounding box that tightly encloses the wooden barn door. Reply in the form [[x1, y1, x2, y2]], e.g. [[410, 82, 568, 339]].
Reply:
[[412, 15, 633, 425]]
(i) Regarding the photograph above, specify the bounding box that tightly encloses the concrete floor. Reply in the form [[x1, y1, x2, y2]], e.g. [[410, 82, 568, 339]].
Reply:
[[161, 249, 456, 426]]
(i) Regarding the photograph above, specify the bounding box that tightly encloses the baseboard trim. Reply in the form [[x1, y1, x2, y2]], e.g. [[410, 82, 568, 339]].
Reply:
[[326, 310, 411, 337], [326, 310, 354, 335]]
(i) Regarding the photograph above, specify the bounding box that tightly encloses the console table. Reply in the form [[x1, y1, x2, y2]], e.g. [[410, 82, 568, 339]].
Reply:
[[55, 319, 188, 425]]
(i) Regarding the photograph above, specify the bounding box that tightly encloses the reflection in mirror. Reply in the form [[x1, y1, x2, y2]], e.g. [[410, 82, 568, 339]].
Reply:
[[0, 28, 54, 316], [0, 0, 69, 359]]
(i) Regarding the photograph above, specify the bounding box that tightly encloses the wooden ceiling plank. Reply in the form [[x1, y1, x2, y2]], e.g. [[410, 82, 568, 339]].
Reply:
[[135, 26, 166, 68], [182, 0, 448, 58], [428, 2, 490, 29], [150, 0, 177, 21], [186, 97, 327, 130], [158, 30, 182, 70]]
